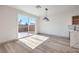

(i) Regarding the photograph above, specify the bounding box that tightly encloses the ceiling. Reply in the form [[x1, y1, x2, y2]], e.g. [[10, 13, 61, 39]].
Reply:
[[9, 5, 79, 17]]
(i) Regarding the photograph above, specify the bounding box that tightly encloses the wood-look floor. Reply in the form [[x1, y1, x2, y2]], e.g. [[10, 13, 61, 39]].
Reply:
[[0, 34, 79, 53]]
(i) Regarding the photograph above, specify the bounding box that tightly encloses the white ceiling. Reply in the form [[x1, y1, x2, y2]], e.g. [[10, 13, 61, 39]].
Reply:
[[9, 5, 79, 17]]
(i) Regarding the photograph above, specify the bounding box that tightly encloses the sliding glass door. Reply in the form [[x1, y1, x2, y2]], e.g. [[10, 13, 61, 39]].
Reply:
[[18, 14, 36, 38]]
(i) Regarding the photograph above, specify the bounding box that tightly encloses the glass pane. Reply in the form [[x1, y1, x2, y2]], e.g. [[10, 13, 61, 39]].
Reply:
[[18, 14, 29, 25], [29, 17, 36, 33]]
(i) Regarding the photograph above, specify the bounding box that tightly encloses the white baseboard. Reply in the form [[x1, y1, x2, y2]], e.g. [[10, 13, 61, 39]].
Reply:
[[37, 32, 69, 40]]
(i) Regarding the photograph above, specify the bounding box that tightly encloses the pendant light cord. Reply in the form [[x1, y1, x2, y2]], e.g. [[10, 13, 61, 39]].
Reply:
[[45, 8, 48, 17]]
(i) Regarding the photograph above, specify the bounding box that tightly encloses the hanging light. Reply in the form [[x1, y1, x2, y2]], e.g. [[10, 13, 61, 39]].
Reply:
[[43, 8, 49, 21], [36, 6, 49, 21]]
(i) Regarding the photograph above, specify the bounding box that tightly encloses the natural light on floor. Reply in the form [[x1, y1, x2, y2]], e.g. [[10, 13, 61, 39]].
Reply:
[[19, 35, 49, 49], [18, 32, 33, 38]]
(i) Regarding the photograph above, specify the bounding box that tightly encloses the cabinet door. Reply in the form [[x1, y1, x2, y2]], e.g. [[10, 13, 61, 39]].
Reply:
[[72, 16, 79, 25], [70, 32, 79, 48]]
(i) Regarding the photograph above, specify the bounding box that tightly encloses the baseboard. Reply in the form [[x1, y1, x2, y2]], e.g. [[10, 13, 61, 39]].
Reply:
[[0, 39, 17, 45], [37, 33, 69, 40]]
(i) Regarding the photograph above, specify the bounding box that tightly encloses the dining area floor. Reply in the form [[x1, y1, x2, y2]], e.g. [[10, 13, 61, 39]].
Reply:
[[0, 34, 79, 53]]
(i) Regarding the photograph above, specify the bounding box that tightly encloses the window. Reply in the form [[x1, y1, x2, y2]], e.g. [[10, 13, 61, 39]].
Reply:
[[18, 14, 36, 33]]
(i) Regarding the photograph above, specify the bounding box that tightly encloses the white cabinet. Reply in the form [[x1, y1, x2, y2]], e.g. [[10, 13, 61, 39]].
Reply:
[[70, 31, 79, 48]]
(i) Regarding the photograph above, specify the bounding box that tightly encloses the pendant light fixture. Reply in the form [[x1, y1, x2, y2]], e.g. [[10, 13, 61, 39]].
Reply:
[[36, 5, 49, 21], [43, 8, 49, 21]]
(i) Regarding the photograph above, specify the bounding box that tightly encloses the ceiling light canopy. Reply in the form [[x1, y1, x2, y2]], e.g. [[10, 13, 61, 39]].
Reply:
[[36, 5, 41, 8]]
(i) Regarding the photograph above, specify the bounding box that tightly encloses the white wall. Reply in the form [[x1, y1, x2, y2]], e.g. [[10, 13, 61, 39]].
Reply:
[[38, 10, 79, 38], [0, 6, 18, 43]]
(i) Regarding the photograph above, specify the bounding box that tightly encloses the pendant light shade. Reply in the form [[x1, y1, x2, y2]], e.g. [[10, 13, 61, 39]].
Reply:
[[43, 17, 49, 21]]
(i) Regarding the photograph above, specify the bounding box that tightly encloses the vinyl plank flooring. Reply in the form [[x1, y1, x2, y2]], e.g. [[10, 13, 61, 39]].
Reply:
[[0, 45, 7, 53], [0, 34, 79, 53]]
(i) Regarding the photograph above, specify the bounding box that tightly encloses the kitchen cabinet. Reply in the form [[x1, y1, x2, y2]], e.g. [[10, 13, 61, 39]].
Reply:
[[72, 16, 79, 25], [70, 31, 79, 48]]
